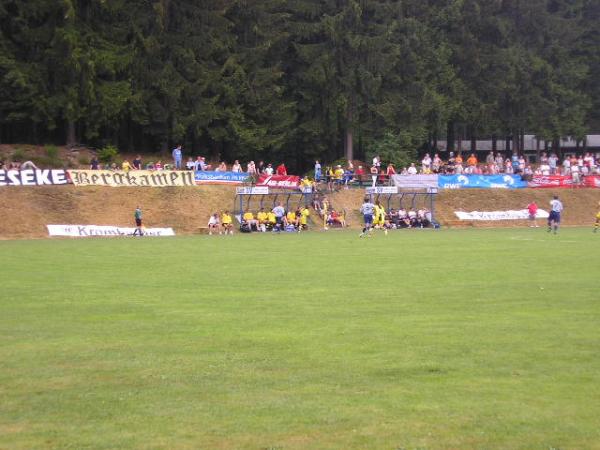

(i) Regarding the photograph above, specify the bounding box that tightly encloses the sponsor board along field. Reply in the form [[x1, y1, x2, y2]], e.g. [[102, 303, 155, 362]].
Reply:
[[1, 228, 600, 449]]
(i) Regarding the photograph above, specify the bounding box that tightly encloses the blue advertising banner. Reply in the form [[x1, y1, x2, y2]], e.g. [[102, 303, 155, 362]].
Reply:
[[194, 171, 250, 185], [438, 174, 526, 189]]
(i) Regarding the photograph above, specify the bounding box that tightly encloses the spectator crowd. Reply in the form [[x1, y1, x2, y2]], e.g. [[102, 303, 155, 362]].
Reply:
[[3, 143, 600, 190]]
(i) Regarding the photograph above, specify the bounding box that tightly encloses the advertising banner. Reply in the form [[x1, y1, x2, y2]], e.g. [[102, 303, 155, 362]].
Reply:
[[47, 225, 175, 237], [455, 209, 550, 221], [439, 174, 526, 189], [195, 171, 250, 185], [366, 186, 398, 194], [584, 176, 600, 188], [69, 170, 196, 187], [527, 175, 574, 188], [236, 186, 269, 194], [392, 174, 438, 189], [256, 174, 300, 189], [0, 169, 70, 186]]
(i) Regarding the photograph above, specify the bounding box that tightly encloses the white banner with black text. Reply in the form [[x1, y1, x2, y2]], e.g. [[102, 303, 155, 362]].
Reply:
[[47, 225, 175, 237]]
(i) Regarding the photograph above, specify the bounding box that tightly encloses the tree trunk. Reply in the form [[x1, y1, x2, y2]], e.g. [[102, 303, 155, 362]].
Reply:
[[447, 121, 455, 153], [553, 137, 560, 158], [520, 129, 525, 153], [345, 127, 353, 162], [66, 120, 77, 147], [345, 106, 353, 162], [505, 135, 511, 154]]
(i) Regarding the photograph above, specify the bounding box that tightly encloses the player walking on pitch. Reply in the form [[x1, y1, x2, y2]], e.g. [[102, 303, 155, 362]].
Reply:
[[547, 195, 563, 235], [133, 206, 144, 236], [359, 196, 375, 237], [594, 201, 600, 233]]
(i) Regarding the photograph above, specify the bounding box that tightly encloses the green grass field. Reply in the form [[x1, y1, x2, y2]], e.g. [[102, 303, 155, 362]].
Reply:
[[1, 228, 599, 449]]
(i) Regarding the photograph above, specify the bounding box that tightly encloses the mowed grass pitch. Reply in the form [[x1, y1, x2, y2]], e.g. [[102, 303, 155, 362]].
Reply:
[[1, 228, 599, 449]]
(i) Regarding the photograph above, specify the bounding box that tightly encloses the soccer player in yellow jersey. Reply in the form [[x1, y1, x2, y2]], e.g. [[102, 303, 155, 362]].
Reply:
[[286, 210, 298, 228], [256, 208, 268, 232], [242, 209, 258, 231], [374, 201, 387, 234], [299, 206, 310, 231], [221, 211, 233, 235], [266, 211, 276, 230], [372, 202, 382, 228], [595, 201, 600, 233]]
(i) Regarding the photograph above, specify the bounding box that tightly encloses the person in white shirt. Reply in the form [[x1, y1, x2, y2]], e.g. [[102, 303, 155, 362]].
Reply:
[[208, 213, 221, 235], [372, 155, 380, 169], [264, 164, 274, 175], [421, 153, 432, 172], [407, 163, 418, 175], [548, 195, 563, 234], [185, 157, 195, 170], [562, 156, 571, 174], [231, 160, 242, 172], [571, 163, 581, 185]]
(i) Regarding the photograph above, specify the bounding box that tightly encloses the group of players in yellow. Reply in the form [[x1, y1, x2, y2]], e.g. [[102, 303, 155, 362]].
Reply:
[[208, 205, 311, 234]]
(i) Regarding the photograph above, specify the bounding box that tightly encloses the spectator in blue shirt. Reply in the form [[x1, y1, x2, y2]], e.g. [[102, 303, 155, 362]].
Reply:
[[172, 145, 182, 170]]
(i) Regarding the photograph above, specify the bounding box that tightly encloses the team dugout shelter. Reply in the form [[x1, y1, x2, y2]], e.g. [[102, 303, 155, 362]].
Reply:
[[366, 186, 439, 225], [233, 186, 313, 222]]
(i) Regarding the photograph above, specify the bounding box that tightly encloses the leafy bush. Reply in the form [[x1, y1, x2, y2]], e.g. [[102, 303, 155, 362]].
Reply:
[[39, 145, 62, 168], [98, 145, 119, 164], [12, 147, 26, 161], [366, 131, 422, 170], [45, 145, 59, 160], [45, 145, 61, 165]]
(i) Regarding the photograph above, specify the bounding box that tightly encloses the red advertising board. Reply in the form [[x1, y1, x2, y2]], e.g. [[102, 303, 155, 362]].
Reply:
[[528, 175, 574, 188], [256, 174, 300, 189], [584, 176, 600, 188]]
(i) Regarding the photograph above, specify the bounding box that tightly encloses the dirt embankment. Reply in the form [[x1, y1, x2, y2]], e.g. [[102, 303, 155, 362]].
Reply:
[[0, 186, 235, 239], [1, 186, 598, 239], [436, 189, 599, 227]]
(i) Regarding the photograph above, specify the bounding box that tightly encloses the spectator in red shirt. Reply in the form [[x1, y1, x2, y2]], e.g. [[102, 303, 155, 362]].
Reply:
[[355, 165, 365, 186], [276, 163, 287, 176]]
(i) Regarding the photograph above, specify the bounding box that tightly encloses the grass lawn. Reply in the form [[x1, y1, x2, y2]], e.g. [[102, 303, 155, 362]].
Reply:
[[1, 228, 599, 449]]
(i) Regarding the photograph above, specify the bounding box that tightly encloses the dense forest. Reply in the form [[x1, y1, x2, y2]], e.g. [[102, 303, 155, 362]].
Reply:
[[1, 0, 599, 170]]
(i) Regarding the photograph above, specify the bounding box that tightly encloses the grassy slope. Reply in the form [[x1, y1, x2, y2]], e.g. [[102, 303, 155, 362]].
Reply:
[[2, 186, 600, 239], [1, 228, 599, 449]]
